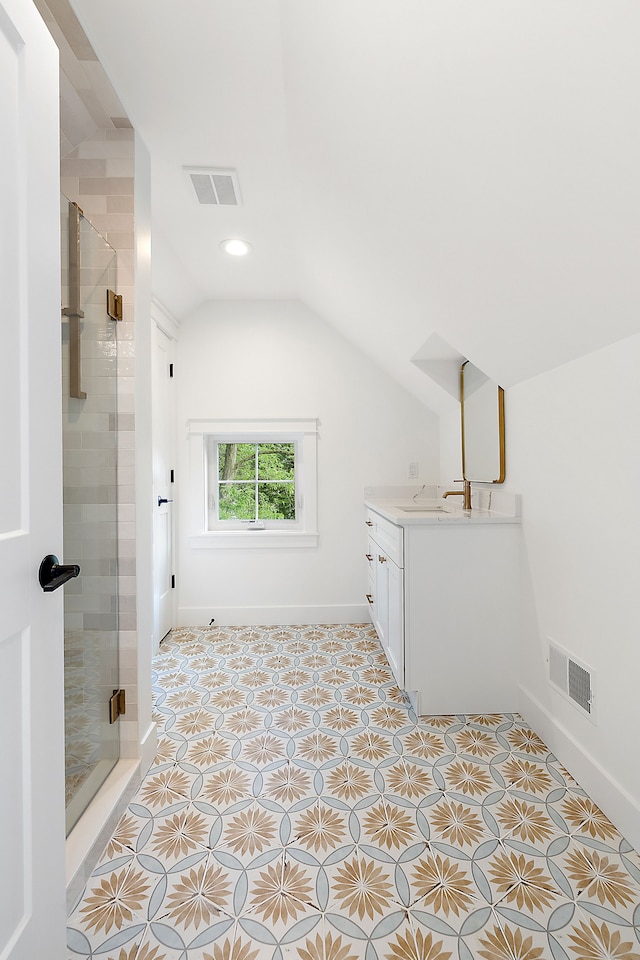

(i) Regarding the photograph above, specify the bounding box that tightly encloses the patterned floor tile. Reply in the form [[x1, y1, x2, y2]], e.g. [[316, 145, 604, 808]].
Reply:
[[554, 902, 640, 960], [68, 624, 640, 960]]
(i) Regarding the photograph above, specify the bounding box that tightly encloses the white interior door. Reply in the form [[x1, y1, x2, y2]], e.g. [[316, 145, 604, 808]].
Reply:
[[0, 1, 66, 958], [152, 322, 175, 649]]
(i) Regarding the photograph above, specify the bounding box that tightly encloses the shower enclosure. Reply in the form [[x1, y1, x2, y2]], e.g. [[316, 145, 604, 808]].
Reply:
[[61, 197, 122, 835]]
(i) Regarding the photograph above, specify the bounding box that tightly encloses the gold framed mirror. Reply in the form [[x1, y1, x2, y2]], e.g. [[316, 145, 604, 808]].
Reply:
[[460, 361, 505, 483]]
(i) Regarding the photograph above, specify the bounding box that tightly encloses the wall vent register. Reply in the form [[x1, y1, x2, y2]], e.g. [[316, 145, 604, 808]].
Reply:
[[548, 639, 596, 722], [185, 166, 242, 206]]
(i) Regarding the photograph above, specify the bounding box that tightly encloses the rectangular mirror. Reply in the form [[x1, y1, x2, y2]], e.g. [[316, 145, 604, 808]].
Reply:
[[460, 360, 505, 483]]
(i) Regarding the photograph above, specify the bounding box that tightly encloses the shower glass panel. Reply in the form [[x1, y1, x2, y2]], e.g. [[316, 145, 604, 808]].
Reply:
[[61, 196, 120, 835]]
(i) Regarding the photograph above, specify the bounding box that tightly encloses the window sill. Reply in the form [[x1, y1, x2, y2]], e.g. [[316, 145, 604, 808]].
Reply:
[[189, 531, 319, 549]]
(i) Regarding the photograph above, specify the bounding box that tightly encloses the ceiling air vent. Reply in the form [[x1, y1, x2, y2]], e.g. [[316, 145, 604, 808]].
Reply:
[[184, 167, 242, 206], [547, 639, 596, 723]]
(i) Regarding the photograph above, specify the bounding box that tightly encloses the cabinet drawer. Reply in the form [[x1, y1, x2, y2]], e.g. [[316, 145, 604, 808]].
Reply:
[[365, 509, 404, 567]]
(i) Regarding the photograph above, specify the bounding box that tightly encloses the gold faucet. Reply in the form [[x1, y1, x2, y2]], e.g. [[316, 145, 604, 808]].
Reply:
[[442, 479, 472, 510]]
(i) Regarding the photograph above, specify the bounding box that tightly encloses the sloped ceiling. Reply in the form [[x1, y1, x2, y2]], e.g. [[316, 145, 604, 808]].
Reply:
[[69, 0, 640, 410]]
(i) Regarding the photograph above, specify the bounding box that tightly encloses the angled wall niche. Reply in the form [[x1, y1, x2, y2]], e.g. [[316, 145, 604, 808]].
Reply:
[[410, 332, 466, 399]]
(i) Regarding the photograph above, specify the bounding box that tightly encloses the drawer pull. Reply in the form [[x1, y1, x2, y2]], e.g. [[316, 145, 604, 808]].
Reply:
[[366, 593, 374, 604], [365, 553, 374, 561], [378, 555, 387, 563], [365, 520, 374, 527]]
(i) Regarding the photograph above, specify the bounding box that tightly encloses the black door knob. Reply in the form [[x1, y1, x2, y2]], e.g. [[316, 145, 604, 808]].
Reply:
[[157, 497, 174, 506], [39, 555, 81, 592]]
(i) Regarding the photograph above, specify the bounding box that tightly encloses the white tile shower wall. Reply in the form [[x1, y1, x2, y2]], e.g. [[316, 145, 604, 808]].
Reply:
[[61, 128, 138, 757]]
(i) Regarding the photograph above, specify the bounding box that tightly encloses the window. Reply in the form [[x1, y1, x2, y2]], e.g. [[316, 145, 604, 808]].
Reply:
[[188, 418, 318, 548], [210, 440, 297, 528]]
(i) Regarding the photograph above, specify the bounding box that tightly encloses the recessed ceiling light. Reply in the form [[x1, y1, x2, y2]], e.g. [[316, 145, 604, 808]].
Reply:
[[220, 238, 252, 257]]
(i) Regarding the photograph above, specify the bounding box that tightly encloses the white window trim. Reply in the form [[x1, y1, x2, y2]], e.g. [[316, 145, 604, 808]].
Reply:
[[188, 418, 318, 549]]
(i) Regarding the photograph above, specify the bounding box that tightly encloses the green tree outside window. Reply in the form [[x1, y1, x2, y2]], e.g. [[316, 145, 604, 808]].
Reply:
[[217, 443, 296, 520]]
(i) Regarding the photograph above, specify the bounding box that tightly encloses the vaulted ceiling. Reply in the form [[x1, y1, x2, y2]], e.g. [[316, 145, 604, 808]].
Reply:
[[68, 0, 640, 412]]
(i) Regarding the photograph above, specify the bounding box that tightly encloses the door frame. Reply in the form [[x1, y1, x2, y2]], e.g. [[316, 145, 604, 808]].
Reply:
[[151, 298, 180, 650]]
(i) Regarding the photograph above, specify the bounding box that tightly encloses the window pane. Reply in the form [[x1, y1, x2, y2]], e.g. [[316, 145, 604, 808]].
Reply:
[[258, 483, 296, 520], [257, 443, 295, 481], [219, 482, 256, 520], [218, 443, 255, 481]]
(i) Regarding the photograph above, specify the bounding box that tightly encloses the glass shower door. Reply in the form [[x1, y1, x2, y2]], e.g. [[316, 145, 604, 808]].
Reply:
[[61, 197, 120, 835]]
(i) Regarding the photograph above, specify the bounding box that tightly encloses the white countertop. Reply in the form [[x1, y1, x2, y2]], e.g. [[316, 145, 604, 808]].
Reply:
[[365, 497, 521, 525]]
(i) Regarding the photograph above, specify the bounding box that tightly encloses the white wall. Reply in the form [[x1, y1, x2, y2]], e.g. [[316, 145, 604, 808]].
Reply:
[[504, 333, 640, 848], [176, 300, 439, 624], [439, 405, 462, 485]]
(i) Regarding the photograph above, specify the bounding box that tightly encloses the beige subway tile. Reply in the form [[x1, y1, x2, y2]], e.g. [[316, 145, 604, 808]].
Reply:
[[61, 158, 108, 177], [116, 576, 136, 595], [107, 195, 134, 213], [117, 248, 135, 268], [79, 177, 134, 195], [123, 702, 138, 722], [64, 612, 84, 630], [116, 359, 135, 379], [117, 399, 135, 419], [117, 379, 135, 398], [112, 413, 136, 432], [69, 414, 112, 433], [117, 522, 135, 541], [84, 613, 118, 630], [117, 539, 137, 560], [117, 594, 137, 614], [66, 520, 116, 544], [60, 177, 80, 198], [78, 140, 133, 160], [77, 195, 108, 216], [78, 559, 111, 576], [103, 213, 134, 233], [65, 449, 116, 470], [118, 628, 137, 648], [63, 504, 82, 522], [118, 613, 137, 631], [81, 467, 118, 487], [106, 128, 134, 142], [119, 738, 140, 760], [82, 541, 118, 560], [105, 231, 134, 249], [117, 449, 135, 468], [119, 719, 139, 743], [105, 158, 135, 177], [65, 594, 111, 613], [115, 264, 134, 287], [116, 466, 135, 487], [82, 504, 117, 523], [64, 485, 112, 504], [115, 340, 135, 359]]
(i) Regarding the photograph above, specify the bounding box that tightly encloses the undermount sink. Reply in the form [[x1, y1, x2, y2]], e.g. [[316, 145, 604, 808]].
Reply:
[[396, 504, 449, 513]]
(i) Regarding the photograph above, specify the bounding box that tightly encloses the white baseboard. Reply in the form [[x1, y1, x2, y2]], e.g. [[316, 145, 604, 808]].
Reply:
[[177, 604, 370, 627], [519, 684, 640, 851]]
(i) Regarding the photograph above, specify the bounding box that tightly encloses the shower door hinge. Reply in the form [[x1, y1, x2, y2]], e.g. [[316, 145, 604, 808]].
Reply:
[[107, 289, 123, 321], [109, 688, 126, 724]]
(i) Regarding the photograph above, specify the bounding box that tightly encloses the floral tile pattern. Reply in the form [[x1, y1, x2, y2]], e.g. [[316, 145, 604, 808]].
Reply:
[[67, 625, 640, 959]]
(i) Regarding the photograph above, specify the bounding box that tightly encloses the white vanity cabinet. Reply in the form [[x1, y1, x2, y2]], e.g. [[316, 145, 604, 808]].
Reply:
[[365, 503, 520, 715], [365, 510, 404, 687]]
